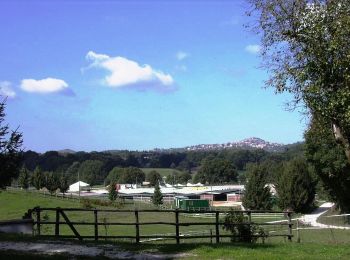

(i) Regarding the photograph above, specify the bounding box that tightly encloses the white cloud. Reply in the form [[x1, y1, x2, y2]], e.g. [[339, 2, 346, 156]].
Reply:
[[176, 51, 189, 61], [21, 78, 68, 93], [245, 44, 261, 54], [0, 81, 16, 98], [86, 51, 175, 91]]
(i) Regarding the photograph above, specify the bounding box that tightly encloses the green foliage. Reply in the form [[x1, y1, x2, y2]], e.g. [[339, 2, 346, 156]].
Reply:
[[152, 182, 163, 206], [65, 161, 80, 184], [31, 166, 44, 190], [105, 167, 124, 183], [0, 98, 23, 189], [248, 0, 350, 162], [80, 197, 123, 209], [59, 174, 69, 194], [276, 157, 316, 213], [305, 118, 350, 213], [146, 170, 162, 186], [78, 160, 104, 185], [124, 167, 145, 184], [18, 166, 30, 189], [166, 171, 192, 185], [105, 167, 145, 184], [196, 158, 238, 184], [108, 182, 118, 201], [242, 164, 272, 210], [223, 209, 265, 243], [80, 198, 93, 209], [45, 172, 59, 195]]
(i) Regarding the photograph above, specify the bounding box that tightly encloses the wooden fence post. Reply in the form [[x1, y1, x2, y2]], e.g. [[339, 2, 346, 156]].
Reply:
[[94, 210, 98, 241], [287, 211, 292, 242], [55, 208, 60, 237], [135, 210, 140, 243], [36, 207, 41, 236], [296, 219, 300, 243], [215, 211, 220, 243], [94, 209, 98, 241], [175, 209, 180, 244]]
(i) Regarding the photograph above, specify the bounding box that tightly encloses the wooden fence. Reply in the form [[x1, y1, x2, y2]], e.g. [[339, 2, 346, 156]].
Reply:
[[24, 207, 293, 244]]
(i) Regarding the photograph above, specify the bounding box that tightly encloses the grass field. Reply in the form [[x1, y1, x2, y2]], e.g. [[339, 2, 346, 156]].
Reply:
[[1, 190, 350, 259]]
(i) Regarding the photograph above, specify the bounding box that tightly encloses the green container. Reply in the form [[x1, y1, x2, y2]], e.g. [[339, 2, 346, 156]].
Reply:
[[178, 199, 210, 211]]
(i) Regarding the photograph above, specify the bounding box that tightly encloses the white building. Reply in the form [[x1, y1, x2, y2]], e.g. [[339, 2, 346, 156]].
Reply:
[[68, 181, 90, 192]]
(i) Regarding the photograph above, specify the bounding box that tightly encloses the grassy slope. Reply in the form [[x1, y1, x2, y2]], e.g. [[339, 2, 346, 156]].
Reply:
[[0, 191, 82, 220]]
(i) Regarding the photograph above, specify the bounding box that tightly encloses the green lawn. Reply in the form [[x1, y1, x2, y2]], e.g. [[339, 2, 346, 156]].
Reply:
[[0, 191, 224, 241], [1, 189, 350, 260]]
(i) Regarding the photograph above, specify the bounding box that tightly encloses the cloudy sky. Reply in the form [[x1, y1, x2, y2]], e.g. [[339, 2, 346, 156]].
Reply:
[[0, 0, 306, 152]]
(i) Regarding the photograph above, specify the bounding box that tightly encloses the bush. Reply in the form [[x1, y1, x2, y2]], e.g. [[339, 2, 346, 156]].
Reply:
[[222, 209, 266, 243], [80, 197, 124, 209], [80, 198, 93, 209]]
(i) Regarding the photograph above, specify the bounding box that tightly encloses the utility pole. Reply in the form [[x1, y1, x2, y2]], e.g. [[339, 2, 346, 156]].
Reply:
[[78, 171, 80, 198]]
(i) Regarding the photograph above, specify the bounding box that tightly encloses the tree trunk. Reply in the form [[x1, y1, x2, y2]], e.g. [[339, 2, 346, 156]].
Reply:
[[332, 122, 350, 164]]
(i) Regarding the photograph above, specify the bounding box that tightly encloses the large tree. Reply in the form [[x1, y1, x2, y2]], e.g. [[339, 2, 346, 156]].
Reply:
[[78, 160, 104, 185], [196, 158, 238, 184], [276, 157, 316, 213], [248, 0, 350, 162], [0, 98, 23, 188], [305, 117, 350, 212], [105, 167, 145, 185], [242, 163, 272, 210]]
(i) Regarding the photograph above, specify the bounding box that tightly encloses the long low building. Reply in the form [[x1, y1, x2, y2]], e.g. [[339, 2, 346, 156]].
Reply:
[[108, 184, 243, 203], [92, 184, 243, 195]]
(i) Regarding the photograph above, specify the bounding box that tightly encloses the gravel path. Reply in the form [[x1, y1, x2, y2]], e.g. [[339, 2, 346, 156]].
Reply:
[[301, 202, 350, 229], [0, 240, 193, 259]]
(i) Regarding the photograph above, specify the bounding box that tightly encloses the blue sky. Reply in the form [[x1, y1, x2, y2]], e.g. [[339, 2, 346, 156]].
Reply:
[[0, 0, 306, 152]]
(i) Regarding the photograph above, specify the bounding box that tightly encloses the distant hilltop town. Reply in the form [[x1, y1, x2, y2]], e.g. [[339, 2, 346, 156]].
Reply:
[[153, 137, 286, 153], [183, 137, 284, 152]]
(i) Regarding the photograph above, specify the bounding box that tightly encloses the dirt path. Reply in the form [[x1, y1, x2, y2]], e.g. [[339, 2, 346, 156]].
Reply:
[[0, 240, 193, 259], [301, 202, 350, 229]]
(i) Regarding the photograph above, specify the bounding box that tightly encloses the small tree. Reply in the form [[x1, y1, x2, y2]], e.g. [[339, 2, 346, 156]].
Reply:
[[152, 182, 163, 206], [223, 209, 265, 243], [59, 174, 69, 194], [0, 98, 23, 189], [277, 158, 316, 213], [242, 164, 272, 210], [45, 173, 59, 195], [108, 182, 118, 201], [31, 166, 43, 190], [18, 166, 30, 189]]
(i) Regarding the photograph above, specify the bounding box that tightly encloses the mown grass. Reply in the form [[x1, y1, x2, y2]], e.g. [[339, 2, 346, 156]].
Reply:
[[0, 191, 229, 241], [2, 189, 350, 259]]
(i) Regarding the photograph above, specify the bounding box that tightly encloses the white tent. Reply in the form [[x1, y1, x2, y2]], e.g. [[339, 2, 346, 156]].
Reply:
[[69, 181, 90, 192]]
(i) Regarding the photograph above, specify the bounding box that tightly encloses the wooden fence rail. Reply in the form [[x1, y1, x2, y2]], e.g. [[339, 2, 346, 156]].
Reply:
[[24, 207, 293, 244]]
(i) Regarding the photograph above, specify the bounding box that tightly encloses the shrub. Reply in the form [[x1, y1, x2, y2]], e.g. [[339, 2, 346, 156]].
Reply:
[[222, 209, 266, 243]]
